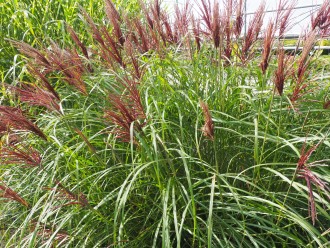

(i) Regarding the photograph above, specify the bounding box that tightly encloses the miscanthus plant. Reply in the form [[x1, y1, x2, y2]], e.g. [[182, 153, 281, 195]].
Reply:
[[1, 0, 330, 247]]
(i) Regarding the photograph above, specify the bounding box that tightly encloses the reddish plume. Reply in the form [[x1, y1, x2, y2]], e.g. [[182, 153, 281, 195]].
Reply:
[[45, 181, 89, 208], [0, 182, 29, 207], [240, 2, 265, 63], [174, 0, 191, 43], [222, 0, 233, 62], [260, 21, 275, 74], [273, 48, 293, 95], [66, 25, 93, 73], [124, 40, 142, 79], [80, 7, 125, 69], [296, 139, 330, 225], [131, 17, 150, 53], [234, 0, 244, 38], [27, 66, 60, 101], [290, 32, 316, 104], [66, 25, 90, 60], [47, 42, 88, 95], [200, 100, 214, 140], [9, 83, 61, 113], [197, 0, 212, 33], [104, 0, 125, 46], [212, 1, 221, 49], [30, 224, 69, 245], [0, 106, 47, 140], [323, 100, 330, 109], [311, 0, 330, 35], [0, 142, 42, 167], [104, 78, 145, 143], [10, 40, 50, 69], [275, 0, 295, 37]]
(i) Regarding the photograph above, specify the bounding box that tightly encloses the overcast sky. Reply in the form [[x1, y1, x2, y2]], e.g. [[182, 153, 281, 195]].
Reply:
[[246, 0, 324, 34], [164, 0, 325, 35]]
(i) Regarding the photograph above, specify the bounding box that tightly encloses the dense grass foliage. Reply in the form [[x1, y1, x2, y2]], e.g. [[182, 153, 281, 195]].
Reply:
[[1, 0, 330, 247]]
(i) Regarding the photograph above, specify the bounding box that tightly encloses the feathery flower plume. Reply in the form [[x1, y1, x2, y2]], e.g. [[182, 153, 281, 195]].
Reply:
[[66, 25, 89, 59], [273, 48, 293, 95], [198, 0, 212, 33], [323, 100, 330, 109], [12, 40, 64, 100], [1, 133, 22, 145], [66, 25, 93, 73], [104, 79, 145, 143], [0, 123, 8, 134], [162, 14, 176, 44], [290, 31, 316, 103], [10, 40, 50, 69], [222, 0, 233, 62], [131, 17, 150, 53], [125, 18, 139, 46], [174, 0, 191, 43], [297, 140, 322, 169], [0, 142, 42, 167], [240, 2, 265, 63], [125, 40, 142, 79], [28, 222, 69, 245], [0, 106, 47, 140], [297, 32, 316, 83], [27, 66, 60, 101], [151, 0, 161, 25], [191, 17, 201, 50], [104, 0, 125, 46], [45, 181, 89, 208], [101, 25, 125, 67], [144, 0, 168, 49], [79, 6, 103, 43], [200, 100, 214, 140], [311, 0, 330, 35], [234, 0, 244, 38], [47, 42, 88, 95], [0, 182, 29, 207], [8, 83, 61, 113], [80, 7, 124, 69], [138, 0, 154, 30], [105, 94, 145, 143], [296, 139, 330, 225], [275, 0, 295, 38], [212, 1, 221, 49], [260, 21, 275, 74]]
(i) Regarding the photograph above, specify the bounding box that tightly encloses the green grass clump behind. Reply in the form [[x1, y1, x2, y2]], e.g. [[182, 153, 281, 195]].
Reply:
[[0, 0, 141, 79], [1, 0, 330, 247]]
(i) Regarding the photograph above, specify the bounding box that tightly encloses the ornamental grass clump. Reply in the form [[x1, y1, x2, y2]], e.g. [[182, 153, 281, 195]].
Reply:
[[1, 0, 330, 247]]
